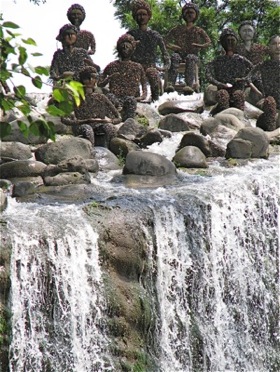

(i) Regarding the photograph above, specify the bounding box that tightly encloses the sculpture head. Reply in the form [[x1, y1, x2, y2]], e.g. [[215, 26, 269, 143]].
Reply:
[[79, 66, 98, 88], [268, 34, 280, 60], [238, 21, 255, 42], [56, 24, 78, 45], [131, 0, 152, 26], [220, 28, 238, 52], [117, 34, 138, 59], [182, 2, 199, 23], [67, 4, 86, 27]]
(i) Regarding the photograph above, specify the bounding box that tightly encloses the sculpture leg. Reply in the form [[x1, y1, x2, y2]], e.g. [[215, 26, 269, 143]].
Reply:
[[184, 54, 199, 90], [210, 89, 230, 116], [121, 96, 137, 121], [230, 90, 245, 111], [79, 124, 95, 145], [146, 67, 161, 102], [165, 53, 181, 91]]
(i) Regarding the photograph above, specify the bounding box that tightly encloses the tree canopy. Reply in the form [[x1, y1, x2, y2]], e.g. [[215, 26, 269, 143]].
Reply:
[[111, 0, 280, 46]]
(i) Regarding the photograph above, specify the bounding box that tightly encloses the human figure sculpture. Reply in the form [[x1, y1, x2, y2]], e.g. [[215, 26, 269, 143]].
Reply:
[[67, 3, 100, 72], [127, 0, 170, 102], [98, 33, 147, 121], [236, 21, 268, 66], [67, 3, 96, 55], [205, 28, 253, 115], [164, 2, 211, 92], [61, 66, 121, 147], [50, 24, 93, 83], [247, 35, 280, 110]]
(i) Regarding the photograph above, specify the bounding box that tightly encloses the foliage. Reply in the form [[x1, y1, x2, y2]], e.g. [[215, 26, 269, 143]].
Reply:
[[111, 0, 280, 48], [110, 0, 279, 89], [0, 17, 85, 141]]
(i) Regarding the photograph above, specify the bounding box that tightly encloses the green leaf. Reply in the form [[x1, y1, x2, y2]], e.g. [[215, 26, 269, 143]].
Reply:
[[52, 88, 65, 103], [46, 105, 66, 117], [17, 120, 29, 138], [34, 66, 49, 75], [13, 85, 26, 98], [31, 52, 43, 57], [18, 46, 28, 65], [22, 37, 37, 46], [2, 21, 19, 29], [0, 122, 12, 139], [21, 67, 30, 77], [29, 121, 40, 136], [32, 76, 42, 88], [17, 104, 31, 116]]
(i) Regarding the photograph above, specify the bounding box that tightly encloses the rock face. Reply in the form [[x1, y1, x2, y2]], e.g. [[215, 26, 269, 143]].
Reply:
[[123, 151, 177, 177], [35, 137, 94, 165]]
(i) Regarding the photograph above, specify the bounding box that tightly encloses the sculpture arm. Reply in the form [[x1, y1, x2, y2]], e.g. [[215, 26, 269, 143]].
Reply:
[[205, 62, 228, 89], [137, 67, 148, 101]]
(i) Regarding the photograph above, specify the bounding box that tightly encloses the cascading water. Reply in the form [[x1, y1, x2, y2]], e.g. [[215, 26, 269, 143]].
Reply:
[[2, 152, 279, 371], [152, 158, 279, 371], [5, 200, 114, 372]]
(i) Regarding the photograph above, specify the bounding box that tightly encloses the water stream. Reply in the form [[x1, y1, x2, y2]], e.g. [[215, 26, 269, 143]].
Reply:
[[2, 148, 279, 371]]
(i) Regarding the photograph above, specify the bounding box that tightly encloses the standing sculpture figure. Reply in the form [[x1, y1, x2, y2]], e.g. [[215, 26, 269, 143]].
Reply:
[[127, 0, 170, 102], [164, 2, 211, 92], [67, 3, 96, 55], [98, 33, 147, 121], [67, 3, 100, 72], [236, 21, 268, 66], [50, 24, 93, 83], [205, 28, 253, 115], [61, 66, 121, 147]]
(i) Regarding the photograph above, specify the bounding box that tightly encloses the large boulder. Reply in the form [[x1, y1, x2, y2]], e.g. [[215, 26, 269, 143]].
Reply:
[[158, 114, 190, 132], [110, 137, 140, 158], [35, 137, 94, 165], [158, 96, 204, 115], [0, 160, 46, 179], [0, 142, 33, 161], [173, 146, 208, 168], [123, 151, 177, 176], [226, 127, 270, 159], [177, 132, 211, 157]]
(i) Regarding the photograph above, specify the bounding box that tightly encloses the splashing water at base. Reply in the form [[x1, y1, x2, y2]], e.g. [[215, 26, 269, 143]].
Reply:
[[5, 200, 114, 372]]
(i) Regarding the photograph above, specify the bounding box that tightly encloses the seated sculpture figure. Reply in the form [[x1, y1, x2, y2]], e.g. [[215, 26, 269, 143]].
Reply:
[[127, 0, 170, 102], [98, 33, 147, 121], [50, 23, 93, 83], [206, 28, 253, 115], [61, 66, 121, 147], [248, 34, 280, 109], [165, 2, 211, 92]]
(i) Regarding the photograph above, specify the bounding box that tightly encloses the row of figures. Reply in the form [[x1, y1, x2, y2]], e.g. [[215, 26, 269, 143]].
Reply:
[[49, 1, 280, 146]]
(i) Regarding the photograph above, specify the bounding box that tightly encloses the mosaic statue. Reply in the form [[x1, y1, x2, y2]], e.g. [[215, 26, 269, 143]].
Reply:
[[61, 66, 121, 147], [248, 35, 280, 110], [164, 2, 211, 92], [98, 33, 147, 121], [67, 3, 96, 55], [127, 0, 170, 101], [236, 21, 268, 66], [50, 24, 94, 83], [67, 3, 100, 72], [206, 28, 253, 115]]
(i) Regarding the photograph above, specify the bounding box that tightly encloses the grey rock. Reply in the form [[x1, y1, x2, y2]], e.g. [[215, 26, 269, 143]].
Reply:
[[0, 160, 46, 179], [0, 142, 33, 161], [35, 137, 94, 165], [173, 146, 208, 168], [123, 151, 177, 176], [159, 114, 190, 132]]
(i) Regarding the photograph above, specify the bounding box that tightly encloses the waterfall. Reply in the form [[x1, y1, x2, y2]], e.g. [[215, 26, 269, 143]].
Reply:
[[5, 200, 114, 372], [153, 163, 279, 372]]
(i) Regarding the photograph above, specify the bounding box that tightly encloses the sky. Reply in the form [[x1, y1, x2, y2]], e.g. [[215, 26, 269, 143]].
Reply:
[[1, 0, 126, 92]]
